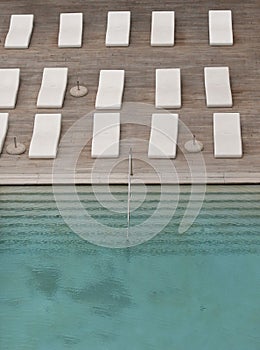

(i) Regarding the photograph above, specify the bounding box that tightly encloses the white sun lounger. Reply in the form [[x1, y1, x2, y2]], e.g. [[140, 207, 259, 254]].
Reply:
[[4, 14, 34, 49], [156, 68, 181, 108], [209, 10, 233, 46], [58, 13, 83, 48], [91, 113, 120, 158], [37, 68, 68, 108], [29, 114, 62, 158], [148, 113, 178, 158], [0, 69, 20, 109], [151, 11, 175, 46], [0, 113, 8, 154], [105, 11, 131, 46], [204, 67, 232, 107], [213, 113, 242, 158], [95, 70, 125, 109]]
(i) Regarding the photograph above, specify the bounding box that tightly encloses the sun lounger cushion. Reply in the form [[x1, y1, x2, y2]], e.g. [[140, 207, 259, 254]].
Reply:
[[151, 11, 175, 46], [0, 113, 8, 153], [156, 68, 181, 108], [148, 113, 178, 158], [58, 13, 83, 48], [213, 113, 242, 158], [29, 114, 62, 158], [91, 113, 120, 158], [209, 10, 233, 46], [204, 67, 232, 107], [4, 14, 34, 49], [0, 69, 20, 109], [95, 70, 125, 109], [105, 11, 131, 46], [37, 68, 68, 108]]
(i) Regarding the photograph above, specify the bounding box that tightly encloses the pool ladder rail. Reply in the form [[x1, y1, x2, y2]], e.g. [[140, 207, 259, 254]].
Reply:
[[127, 148, 133, 241]]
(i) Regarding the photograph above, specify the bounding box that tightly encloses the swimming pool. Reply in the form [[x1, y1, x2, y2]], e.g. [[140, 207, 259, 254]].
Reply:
[[0, 185, 260, 349]]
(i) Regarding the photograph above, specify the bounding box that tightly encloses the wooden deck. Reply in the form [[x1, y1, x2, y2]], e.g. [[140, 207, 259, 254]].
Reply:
[[0, 0, 259, 184]]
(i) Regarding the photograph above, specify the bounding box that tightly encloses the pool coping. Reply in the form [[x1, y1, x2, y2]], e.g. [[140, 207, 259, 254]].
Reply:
[[0, 172, 260, 185]]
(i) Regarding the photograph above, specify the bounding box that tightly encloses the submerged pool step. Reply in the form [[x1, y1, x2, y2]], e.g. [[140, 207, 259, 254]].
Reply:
[[1, 211, 260, 236], [1, 230, 259, 256], [1, 191, 260, 228], [1, 186, 260, 254], [1, 189, 260, 201], [1, 191, 260, 210]]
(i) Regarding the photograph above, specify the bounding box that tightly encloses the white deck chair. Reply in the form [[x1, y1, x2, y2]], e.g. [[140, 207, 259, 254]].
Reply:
[[4, 14, 34, 49], [29, 114, 62, 158], [91, 113, 120, 158], [204, 67, 232, 107], [0, 69, 20, 109], [37, 68, 68, 108], [58, 13, 83, 48], [0, 113, 8, 154], [95, 70, 125, 109], [213, 113, 242, 158], [105, 11, 131, 46], [156, 68, 181, 108], [148, 113, 178, 158], [151, 11, 175, 46], [209, 10, 233, 46]]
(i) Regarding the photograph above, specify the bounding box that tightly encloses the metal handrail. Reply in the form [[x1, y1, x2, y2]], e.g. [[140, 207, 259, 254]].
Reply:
[[127, 148, 133, 240]]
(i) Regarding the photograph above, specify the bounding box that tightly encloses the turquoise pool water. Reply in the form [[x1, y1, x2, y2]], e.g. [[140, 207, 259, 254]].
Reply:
[[0, 185, 260, 350]]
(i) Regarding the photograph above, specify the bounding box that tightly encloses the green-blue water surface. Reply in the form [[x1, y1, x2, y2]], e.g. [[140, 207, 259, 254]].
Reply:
[[0, 185, 260, 350]]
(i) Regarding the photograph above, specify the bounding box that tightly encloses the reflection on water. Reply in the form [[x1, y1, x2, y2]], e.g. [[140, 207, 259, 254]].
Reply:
[[30, 267, 60, 297]]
